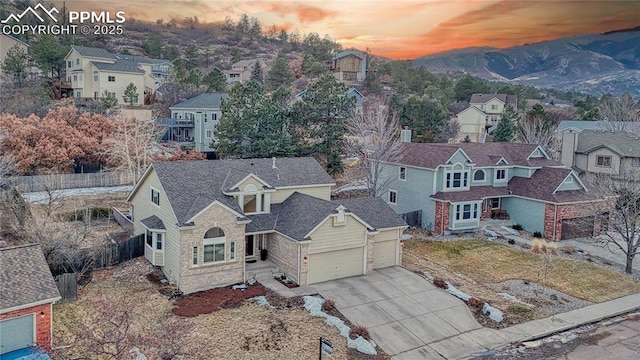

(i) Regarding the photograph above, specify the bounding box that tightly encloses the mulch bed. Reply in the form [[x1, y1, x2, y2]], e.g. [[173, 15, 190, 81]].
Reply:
[[172, 283, 268, 317]]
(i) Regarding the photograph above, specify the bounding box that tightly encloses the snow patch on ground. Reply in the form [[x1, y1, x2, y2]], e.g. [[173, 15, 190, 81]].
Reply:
[[500, 226, 520, 236], [498, 292, 533, 307], [484, 229, 499, 240], [401, 234, 413, 240], [445, 283, 470, 302], [248, 295, 271, 307], [232, 284, 247, 290], [23, 185, 133, 203], [303, 296, 377, 355], [482, 303, 505, 323]]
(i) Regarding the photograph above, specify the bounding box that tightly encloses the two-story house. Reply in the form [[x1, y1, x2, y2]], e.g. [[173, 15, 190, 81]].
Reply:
[[64, 45, 171, 105], [454, 93, 518, 143], [330, 49, 367, 84], [382, 141, 607, 241], [561, 129, 640, 178], [223, 59, 256, 85], [127, 157, 407, 294], [158, 93, 228, 153]]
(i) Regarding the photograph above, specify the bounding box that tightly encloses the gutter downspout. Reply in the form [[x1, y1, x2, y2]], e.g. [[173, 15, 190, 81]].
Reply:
[[297, 242, 301, 284], [553, 204, 558, 241]]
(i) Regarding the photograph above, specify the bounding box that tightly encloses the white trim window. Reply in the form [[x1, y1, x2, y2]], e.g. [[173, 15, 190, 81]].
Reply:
[[388, 190, 397, 205], [596, 155, 611, 168], [473, 169, 485, 181], [151, 188, 160, 206], [203, 227, 227, 264], [455, 203, 479, 221], [192, 246, 198, 265], [445, 164, 469, 190], [205, 130, 213, 138], [399, 167, 407, 181], [495, 169, 507, 182]]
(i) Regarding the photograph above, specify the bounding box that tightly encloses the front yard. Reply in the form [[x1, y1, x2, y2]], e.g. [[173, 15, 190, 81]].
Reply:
[[52, 260, 375, 360], [403, 238, 640, 326]]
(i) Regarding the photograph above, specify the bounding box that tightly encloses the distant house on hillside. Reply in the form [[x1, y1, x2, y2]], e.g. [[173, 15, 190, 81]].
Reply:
[[157, 92, 228, 153], [453, 93, 518, 143], [0, 34, 31, 80], [64, 45, 171, 105], [330, 49, 367, 84], [224, 59, 256, 85]]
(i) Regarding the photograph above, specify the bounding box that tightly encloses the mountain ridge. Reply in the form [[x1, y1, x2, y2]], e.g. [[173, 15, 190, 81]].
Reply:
[[413, 27, 640, 95]]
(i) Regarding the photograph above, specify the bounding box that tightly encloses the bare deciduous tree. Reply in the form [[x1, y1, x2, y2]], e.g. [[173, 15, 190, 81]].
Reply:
[[344, 102, 403, 197], [105, 115, 159, 185], [597, 93, 639, 132], [588, 171, 640, 274], [515, 115, 559, 158]]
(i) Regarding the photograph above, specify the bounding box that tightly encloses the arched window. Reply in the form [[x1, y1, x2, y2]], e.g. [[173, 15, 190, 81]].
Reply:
[[203, 227, 227, 264], [473, 170, 485, 181]]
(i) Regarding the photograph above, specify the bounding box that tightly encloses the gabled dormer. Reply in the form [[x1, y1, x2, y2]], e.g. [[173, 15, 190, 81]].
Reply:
[[440, 148, 474, 192], [223, 173, 276, 214], [553, 171, 586, 193]]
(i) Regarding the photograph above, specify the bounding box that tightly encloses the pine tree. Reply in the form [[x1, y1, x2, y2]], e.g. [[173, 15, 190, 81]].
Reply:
[[122, 83, 139, 106], [202, 68, 227, 92], [1, 44, 28, 84], [250, 60, 264, 85], [493, 106, 517, 142], [266, 53, 294, 90]]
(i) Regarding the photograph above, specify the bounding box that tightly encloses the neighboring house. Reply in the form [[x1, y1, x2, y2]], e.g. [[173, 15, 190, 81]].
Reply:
[[381, 139, 606, 241], [157, 93, 228, 153], [557, 120, 640, 135], [127, 157, 407, 294], [330, 49, 367, 84], [0, 244, 61, 356], [224, 59, 256, 85], [295, 87, 364, 111], [64, 45, 172, 105], [453, 93, 518, 143], [561, 129, 640, 177], [0, 34, 31, 80]]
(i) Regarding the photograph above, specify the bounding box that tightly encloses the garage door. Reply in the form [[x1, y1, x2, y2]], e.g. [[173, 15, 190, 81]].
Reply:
[[0, 314, 35, 355], [308, 247, 364, 284], [373, 240, 397, 269], [561, 217, 594, 240]]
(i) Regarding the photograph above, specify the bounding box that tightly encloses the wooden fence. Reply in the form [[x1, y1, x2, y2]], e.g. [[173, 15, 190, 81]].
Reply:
[[94, 234, 145, 269], [55, 273, 77, 302], [112, 207, 134, 233], [8, 171, 134, 193]]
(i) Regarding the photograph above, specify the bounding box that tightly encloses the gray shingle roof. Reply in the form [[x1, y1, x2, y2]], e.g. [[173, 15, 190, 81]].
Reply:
[[246, 193, 407, 241], [470, 93, 517, 107], [0, 244, 61, 311], [575, 130, 640, 158], [171, 93, 228, 110], [508, 167, 600, 204], [335, 197, 407, 229], [140, 215, 166, 230], [72, 45, 115, 59], [557, 121, 640, 134], [150, 157, 335, 225], [397, 143, 560, 169], [91, 59, 145, 74]]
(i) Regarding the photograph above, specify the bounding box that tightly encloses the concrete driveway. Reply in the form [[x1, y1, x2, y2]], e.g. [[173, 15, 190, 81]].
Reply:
[[314, 267, 494, 359]]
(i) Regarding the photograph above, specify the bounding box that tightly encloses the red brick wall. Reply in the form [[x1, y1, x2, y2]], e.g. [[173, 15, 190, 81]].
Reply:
[[544, 202, 607, 241], [434, 201, 450, 235], [0, 303, 53, 352]]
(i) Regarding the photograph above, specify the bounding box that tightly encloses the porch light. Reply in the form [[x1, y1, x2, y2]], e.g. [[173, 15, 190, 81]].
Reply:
[[302, 256, 308, 264], [400, 241, 405, 247], [40, 311, 45, 318]]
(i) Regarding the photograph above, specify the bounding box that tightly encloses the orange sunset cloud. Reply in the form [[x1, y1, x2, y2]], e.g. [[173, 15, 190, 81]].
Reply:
[[55, 0, 640, 59]]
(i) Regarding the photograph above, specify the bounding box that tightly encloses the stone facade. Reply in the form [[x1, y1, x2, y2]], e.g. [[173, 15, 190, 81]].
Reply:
[[267, 233, 302, 284], [178, 204, 245, 294], [0, 303, 53, 352], [434, 201, 450, 235]]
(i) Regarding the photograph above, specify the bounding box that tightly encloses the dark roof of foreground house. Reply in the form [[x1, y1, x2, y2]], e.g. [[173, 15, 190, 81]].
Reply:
[[71, 45, 115, 59], [575, 130, 640, 158], [144, 158, 335, 225], [246, 193, 408, 241], [91, 59, 146, 74], [396, 143, 561, 169], [470, 93, 518, 107], [508, 167, 600, 204], [0, 244, 61, 311], [171, 93, 228, 110], [140, 215, 166, 230]]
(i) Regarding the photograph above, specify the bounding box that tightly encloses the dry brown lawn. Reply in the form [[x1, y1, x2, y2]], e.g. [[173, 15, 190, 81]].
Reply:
[[404, 239, 640, 303], [52, 260, 364, 360]]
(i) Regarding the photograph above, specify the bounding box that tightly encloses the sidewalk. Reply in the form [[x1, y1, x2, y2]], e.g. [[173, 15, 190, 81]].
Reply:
[[394, 292, 640, 360]]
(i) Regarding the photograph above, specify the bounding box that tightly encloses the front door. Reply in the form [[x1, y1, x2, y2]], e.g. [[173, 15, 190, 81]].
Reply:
[[245, 235, 254, 257]]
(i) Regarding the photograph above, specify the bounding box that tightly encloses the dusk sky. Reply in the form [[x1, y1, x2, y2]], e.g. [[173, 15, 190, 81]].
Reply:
[[60, 1, 640, 59]]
